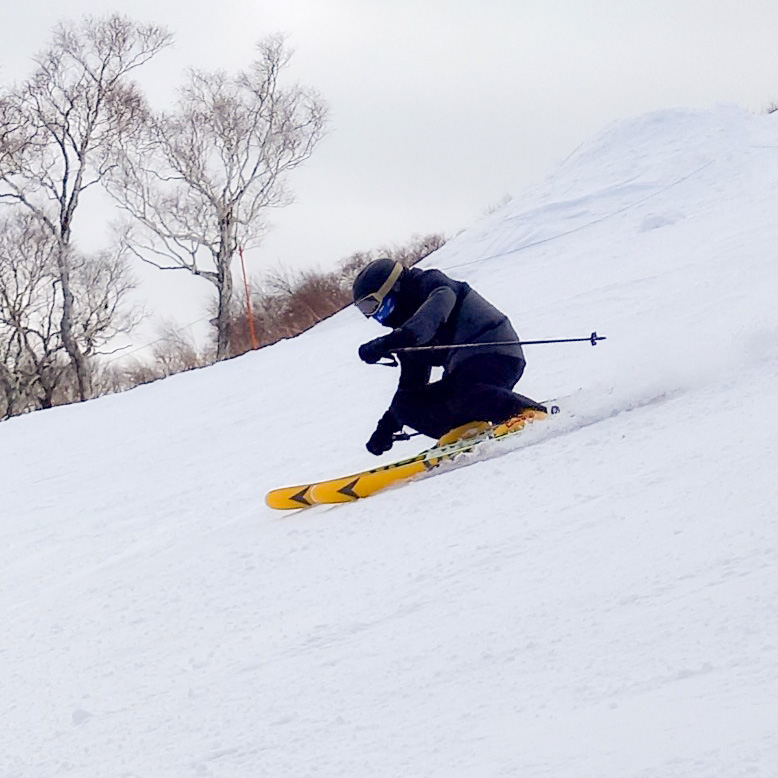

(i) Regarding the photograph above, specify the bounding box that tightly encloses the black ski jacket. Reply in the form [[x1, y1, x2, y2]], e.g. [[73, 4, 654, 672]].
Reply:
[[382, 267, 524, 389]]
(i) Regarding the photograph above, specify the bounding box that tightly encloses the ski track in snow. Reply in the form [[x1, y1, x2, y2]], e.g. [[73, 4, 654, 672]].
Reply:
[[2, 106, 778, 778]]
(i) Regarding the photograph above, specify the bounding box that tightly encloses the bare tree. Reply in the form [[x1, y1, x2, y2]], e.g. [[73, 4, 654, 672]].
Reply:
[[0, 14, 171, 401], [0, 92, 29, 178], [108, 35, 328, 360], [150, 321, 211, 376], [0, 210, 141, 418], [0, 212, 63, 414]]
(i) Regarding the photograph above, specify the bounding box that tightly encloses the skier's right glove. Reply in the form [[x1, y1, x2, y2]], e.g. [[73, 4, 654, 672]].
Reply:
[[358, 328, 416, 364], [366, 414, 397, 456], [359, 337, 391, 365]]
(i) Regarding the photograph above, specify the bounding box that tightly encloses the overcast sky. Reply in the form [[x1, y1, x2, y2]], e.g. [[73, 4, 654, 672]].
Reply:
[[3, 0, 778, 347]]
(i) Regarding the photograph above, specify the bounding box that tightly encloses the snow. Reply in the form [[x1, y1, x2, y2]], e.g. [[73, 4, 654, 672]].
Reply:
[[2, 104, 778, 778]]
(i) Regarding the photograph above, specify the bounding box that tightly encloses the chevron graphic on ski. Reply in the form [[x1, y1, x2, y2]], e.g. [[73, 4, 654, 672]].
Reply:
[[337, 479, 360, 499]]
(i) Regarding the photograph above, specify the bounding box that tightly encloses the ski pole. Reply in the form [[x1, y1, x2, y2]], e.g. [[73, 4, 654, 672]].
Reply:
[[398, 330, 606, 351], [392, 431, 423, 441], [378, 331, 606, 366]]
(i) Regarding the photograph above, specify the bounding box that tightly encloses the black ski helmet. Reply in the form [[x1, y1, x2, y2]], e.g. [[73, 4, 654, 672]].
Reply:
[[352, 259, 404, 317]]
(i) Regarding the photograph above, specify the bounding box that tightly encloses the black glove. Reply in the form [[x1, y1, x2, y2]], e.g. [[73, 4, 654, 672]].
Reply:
[[358, 328, 416, 364], [359, 336, 392, 364], [366, 414, 398, 455]]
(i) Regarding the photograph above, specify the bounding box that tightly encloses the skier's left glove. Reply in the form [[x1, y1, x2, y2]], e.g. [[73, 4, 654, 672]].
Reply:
[[358, 328, 415, 364], [366, 413, 398, 455]]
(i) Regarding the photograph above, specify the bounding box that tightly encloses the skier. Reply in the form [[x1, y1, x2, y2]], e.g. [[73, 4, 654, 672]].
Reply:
[[353, 258, 546, 455]]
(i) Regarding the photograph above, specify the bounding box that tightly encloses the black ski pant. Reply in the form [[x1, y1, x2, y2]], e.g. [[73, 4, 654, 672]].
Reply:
[[389, 355, 546, 439]]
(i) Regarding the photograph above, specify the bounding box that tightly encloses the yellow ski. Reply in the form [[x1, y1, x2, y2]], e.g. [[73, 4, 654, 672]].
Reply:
[[265, 409, 548, 510]]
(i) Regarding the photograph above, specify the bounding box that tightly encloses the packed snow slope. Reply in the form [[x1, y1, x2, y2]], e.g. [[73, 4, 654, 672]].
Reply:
[[2, 105, 778, 778]]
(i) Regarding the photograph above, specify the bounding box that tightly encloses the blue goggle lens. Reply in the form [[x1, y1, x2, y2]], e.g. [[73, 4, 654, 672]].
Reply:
[[374, 293, 396, 323]]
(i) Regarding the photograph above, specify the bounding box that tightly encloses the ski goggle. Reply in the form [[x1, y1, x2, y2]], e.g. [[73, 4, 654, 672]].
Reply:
[[355, 262, 403, 317]]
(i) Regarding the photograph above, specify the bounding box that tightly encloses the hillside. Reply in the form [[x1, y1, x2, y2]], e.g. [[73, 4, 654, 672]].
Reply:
[[2, 105, 777, 778]]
